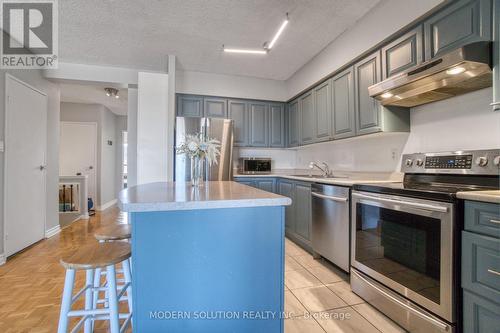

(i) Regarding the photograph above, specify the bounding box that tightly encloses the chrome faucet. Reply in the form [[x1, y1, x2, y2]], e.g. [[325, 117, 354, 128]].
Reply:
[[309, 161, 333, 177]]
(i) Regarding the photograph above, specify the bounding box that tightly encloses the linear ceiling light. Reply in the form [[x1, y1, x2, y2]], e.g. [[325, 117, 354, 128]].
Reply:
[[223, 46, 268, 54], [267, 14, 289, 50]]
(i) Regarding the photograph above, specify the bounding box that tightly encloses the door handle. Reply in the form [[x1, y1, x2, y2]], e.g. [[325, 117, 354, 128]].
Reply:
[[311, 192, 348, 202], [89, 166, 94, 170], [39, 165, 46, 171], [487, 269, 500, 277], [489, 219, 500, 225]]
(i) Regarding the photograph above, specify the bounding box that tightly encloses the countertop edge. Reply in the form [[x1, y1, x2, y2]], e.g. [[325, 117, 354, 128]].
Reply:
[[456, 191, 500, 204], [233, 174, 400, 186]]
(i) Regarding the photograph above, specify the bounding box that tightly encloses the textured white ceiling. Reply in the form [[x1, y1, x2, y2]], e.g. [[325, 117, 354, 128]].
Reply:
[[60, 83, 128, 115], [59, 0, 380, 80]]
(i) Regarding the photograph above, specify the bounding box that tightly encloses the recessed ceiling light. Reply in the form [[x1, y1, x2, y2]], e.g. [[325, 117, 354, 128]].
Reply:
[[267, 14, 289, 50], [381, 92, 393, 99], [446, 66, 466, 75], [105, 87, 119, 99], [223, 47, 268, 55]]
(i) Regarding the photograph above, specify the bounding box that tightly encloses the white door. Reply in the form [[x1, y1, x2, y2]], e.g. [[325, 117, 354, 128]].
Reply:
[[4, 75, 47, 256], [59, 122, 97, 203]]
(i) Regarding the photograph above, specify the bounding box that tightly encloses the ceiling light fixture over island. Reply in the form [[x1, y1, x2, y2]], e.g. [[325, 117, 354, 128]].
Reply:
[[119, 181, 291, 332]]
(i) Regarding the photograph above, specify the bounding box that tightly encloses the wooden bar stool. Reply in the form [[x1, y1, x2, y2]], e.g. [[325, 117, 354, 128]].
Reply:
[[58, 242, 132, 333]]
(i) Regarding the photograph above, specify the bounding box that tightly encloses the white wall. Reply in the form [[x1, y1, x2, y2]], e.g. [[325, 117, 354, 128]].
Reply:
[[0, 69, 60, 257], [127, 88, 138, 187], [115, 116, 127, 197], [137, 72, 169, 184], [286, 0, 445, 99], [176, 70, 287, 101]]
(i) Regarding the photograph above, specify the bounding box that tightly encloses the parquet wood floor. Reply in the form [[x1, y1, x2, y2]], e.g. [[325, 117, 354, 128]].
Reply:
[[0, 207, 132, 333]]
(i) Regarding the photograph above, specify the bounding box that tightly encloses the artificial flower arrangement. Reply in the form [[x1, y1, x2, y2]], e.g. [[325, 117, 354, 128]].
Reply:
[[176, 133, 220, 186]]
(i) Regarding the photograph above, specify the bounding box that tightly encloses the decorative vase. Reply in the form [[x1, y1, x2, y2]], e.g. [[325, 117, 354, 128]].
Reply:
[[190, 156, 204, 187]]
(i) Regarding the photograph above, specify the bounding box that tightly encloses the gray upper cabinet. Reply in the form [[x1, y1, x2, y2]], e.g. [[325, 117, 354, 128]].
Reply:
[[331, 67, 356, 139], [354, 51, 382, 135], [300, 91, 315, 145], [424, 0, 492, 60], [204, 97, 227, 118], [313, 81, 332, 142], [382, 26, 424, 79], [228, 99, 248, 146], [493, 0, 500, 111], [288, 99, 300, 147], [269, 103, 285, 147], [177, 94, 204, 117], [248, 101, 269, 147]]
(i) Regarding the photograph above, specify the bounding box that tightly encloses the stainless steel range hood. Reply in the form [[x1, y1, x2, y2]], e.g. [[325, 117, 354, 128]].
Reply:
[[369, 42, 492, 107]]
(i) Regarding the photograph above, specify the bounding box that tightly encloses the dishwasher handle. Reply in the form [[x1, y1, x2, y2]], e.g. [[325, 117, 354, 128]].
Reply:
[[311, 192, 349, 202]]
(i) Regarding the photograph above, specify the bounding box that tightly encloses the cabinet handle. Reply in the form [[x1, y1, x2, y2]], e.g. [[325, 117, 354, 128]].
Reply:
[[489, 219, 500, 225], [490, 102, 500, 106], [487, 269, 500, 277]]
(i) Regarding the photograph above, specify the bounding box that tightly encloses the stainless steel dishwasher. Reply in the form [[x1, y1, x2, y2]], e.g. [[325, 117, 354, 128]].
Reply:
[[311, 183, 350, 272]]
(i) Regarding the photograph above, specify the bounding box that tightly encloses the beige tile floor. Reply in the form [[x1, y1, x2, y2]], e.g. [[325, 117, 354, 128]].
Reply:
[[284, 238, 407, 333]]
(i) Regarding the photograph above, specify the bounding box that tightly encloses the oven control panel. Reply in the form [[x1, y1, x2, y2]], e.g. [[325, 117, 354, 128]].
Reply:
[[402, 149, 500, 175]]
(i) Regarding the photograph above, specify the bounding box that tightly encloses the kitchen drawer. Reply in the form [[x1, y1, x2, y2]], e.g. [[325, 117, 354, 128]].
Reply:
[[462, 231, 500, 304], [463, 290, 500, 333], [465, 201, 500, 238]]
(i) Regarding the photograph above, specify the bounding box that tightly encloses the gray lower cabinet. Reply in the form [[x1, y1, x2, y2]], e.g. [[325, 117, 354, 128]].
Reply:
[[177, 94, 204, 117], [248, 102, 269, 147], [278, 179, 312, 248], [288, 99, 300, 147], [382, 25, 424, 79], [462, 200, 500, 332], [331, 67, 356, 139], [354, 51, 382, 135], [313, 80, 332, 142], [204, 97, 227, 118], [300, 91, 315, 145], [269, 103, 285, 147], [228, 99, 248, 146], [424, 0, 492, 60], [233, 177, 276, 193], [493, 0, 500, 111]]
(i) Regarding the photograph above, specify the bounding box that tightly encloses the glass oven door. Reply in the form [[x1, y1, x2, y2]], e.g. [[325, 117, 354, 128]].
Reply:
[[351, 191, 455, 322]]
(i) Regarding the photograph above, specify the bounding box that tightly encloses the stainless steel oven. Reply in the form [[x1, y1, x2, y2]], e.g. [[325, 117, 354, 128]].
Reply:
[[351, 191, 454, 325]]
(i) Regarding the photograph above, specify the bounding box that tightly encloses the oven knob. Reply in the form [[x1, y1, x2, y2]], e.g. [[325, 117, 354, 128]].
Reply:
[[405, 159, 413, 167], [475, 156, 488, 167], [416, 159, 424, 167], [494, 156, 500, 167]]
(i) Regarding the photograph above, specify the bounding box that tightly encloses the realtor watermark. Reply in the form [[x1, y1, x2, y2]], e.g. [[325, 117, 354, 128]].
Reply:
[[0, 0, 58, 68], [149, 310, 352, 321]]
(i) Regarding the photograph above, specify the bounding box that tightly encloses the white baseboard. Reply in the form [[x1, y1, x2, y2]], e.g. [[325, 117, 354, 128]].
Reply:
[[96, 199, 117, 211], [0, 253, 6, 266], [45, 225, 61, 238]]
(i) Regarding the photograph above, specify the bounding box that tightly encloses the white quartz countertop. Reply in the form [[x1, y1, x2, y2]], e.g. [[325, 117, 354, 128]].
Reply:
[[457, 190, 500, 204], [119, 181, 292, 212], [233, 170, 402, 186]]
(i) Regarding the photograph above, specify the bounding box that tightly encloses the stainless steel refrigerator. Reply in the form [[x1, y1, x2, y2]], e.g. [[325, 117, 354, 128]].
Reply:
[[174, 117, 234, 181]]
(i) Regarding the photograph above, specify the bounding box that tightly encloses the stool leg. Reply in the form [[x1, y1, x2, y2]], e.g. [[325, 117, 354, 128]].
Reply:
[[58, 269, 75, 333], [122, 258, 133, 323], [84, 269, 94, 333], [106, 264, 120, 333]]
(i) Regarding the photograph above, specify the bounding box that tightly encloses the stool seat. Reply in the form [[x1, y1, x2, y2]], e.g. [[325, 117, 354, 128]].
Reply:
[[94, 224, 131, 241], [60, 242, 131, 270]]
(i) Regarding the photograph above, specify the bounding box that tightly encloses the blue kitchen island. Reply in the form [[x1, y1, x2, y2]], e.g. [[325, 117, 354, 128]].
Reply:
[[118, 181, 291, 332]]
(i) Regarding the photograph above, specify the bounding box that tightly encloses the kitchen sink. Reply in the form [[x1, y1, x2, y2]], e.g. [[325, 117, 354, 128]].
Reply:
[[291, 174, 348, 179]]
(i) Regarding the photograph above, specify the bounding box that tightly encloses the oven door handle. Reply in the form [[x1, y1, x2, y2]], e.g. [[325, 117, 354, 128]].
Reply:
[[353, 193, 448, 213], [353, 270, 450, 331]]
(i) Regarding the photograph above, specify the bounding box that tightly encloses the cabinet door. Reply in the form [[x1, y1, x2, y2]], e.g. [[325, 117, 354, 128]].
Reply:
[[249, 101, 269, 147], [424, 0, 492, 60], [228, 100, 248, 146], [204, 97, 227, 118], [269, 103, 285, 147], [332, 67, 356, 139], [294, 183, 312, 241], [354, 51, 382, 135], [288, 99, 300, 147], [463, 290, 500, 333], [278, 180, 295, 232], [256, 179, 275, 193], [493, 0, 500, 111], [382, 26, 423, 79], [300, 91, 315, 145], [177, 94, 203, 117], [313, 81, 331, 142]]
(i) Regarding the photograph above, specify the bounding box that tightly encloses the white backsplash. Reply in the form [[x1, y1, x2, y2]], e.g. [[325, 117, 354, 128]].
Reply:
[[233, 88, 499, 173]]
